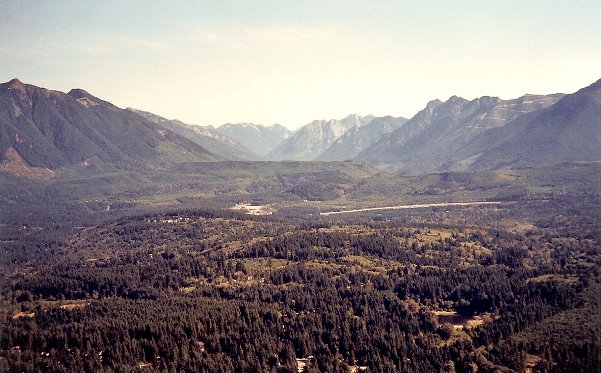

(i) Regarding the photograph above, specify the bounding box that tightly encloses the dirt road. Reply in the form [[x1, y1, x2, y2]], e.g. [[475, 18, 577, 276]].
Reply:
[[320, 201, 506, 216]]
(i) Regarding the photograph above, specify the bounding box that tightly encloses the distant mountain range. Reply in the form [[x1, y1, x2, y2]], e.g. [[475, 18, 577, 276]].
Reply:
[[1, 78, 598, 176], [357, 92, 565, 173], [453, 80, 601, 171], [357, 81, 599, 174], [215, 122, 291, 157], [0, 79, 218, 173], [317, 116, 408, 161], [268, 114, 375, 161], [128, 109, 261, 161]]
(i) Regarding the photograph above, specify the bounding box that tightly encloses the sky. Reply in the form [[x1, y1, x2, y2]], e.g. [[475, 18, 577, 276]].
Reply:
[[1, 1, 599, 129]]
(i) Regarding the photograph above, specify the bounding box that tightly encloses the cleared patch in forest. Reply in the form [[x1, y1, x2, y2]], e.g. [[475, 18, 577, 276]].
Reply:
[[525, 354, 542, 373], [230, 203, 275, 215], [526, 274, 579, 284], [433, 311, 489, 329], [12, 311, 35, 319], [60, 301, 90, 310]]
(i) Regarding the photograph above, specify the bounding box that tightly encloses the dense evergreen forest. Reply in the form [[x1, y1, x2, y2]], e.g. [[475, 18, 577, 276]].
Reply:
[[1, 186, 599, 372]]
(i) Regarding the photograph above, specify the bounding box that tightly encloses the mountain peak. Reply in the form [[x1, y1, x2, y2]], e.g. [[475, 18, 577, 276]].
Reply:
[[446, 95, 467, 104], [340, 113, 375, 129], [2, 78, 27, 94], [342, 113, 361, 120], [7, 78, 23, 86], [68, 88, 93, 99], [68, 89, 108, 108], [425, 99, 443, 108]]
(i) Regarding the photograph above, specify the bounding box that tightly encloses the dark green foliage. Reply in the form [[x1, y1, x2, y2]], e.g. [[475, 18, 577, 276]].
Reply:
[[1, 188, 599, 372], [0, 136, 599, 373]]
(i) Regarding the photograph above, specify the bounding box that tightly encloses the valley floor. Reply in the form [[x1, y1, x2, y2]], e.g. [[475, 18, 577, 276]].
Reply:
[[0, 162, 599, 372], [1, 192, 599, 372]]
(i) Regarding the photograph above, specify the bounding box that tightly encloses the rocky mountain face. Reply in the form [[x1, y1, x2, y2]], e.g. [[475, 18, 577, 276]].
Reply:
[[0, 79, 218, 173], [317, 116, 408, 161], [128, 109, 260, 161], [456, 79, 601, 171], [215, 122, 291, 157], [267, 114, 374, 161], [357, 91, 566, 174]]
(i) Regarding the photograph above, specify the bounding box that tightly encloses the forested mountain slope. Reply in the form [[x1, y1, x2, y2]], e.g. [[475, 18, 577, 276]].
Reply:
[[0, 79, 218, 172], [128, 108, 261, 161]]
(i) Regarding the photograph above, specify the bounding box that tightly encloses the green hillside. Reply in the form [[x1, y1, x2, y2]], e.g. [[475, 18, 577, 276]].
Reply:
[[0, 79, 218, 171]]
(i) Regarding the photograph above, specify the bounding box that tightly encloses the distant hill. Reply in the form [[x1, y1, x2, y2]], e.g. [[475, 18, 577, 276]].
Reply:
[[128, 109, 261, 161], [216, 123, 291, 157], [0, 79, 218, 173], [357, 90, 566, 174], [317, 116, 408, 161], [268, 114, 374, 161]]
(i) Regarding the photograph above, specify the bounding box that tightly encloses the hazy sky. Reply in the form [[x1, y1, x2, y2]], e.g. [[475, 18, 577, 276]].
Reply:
[[1, 1, 599, 129]]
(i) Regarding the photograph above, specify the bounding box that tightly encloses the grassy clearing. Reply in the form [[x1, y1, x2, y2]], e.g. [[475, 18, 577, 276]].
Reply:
[[526, 274, 579, 284], [12, 311, 35, 319], [494, 220, 537, 233], [433, 310, 491, 330], [237, 258, 291, 272], [59, 301, 90, 310]]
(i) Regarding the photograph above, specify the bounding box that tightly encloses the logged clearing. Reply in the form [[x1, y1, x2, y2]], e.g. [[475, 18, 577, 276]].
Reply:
[[231, 203, 275, 215], [60, 301, 90, 310], [12, 311, 35, 319], [433, 310, 488, 329]]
